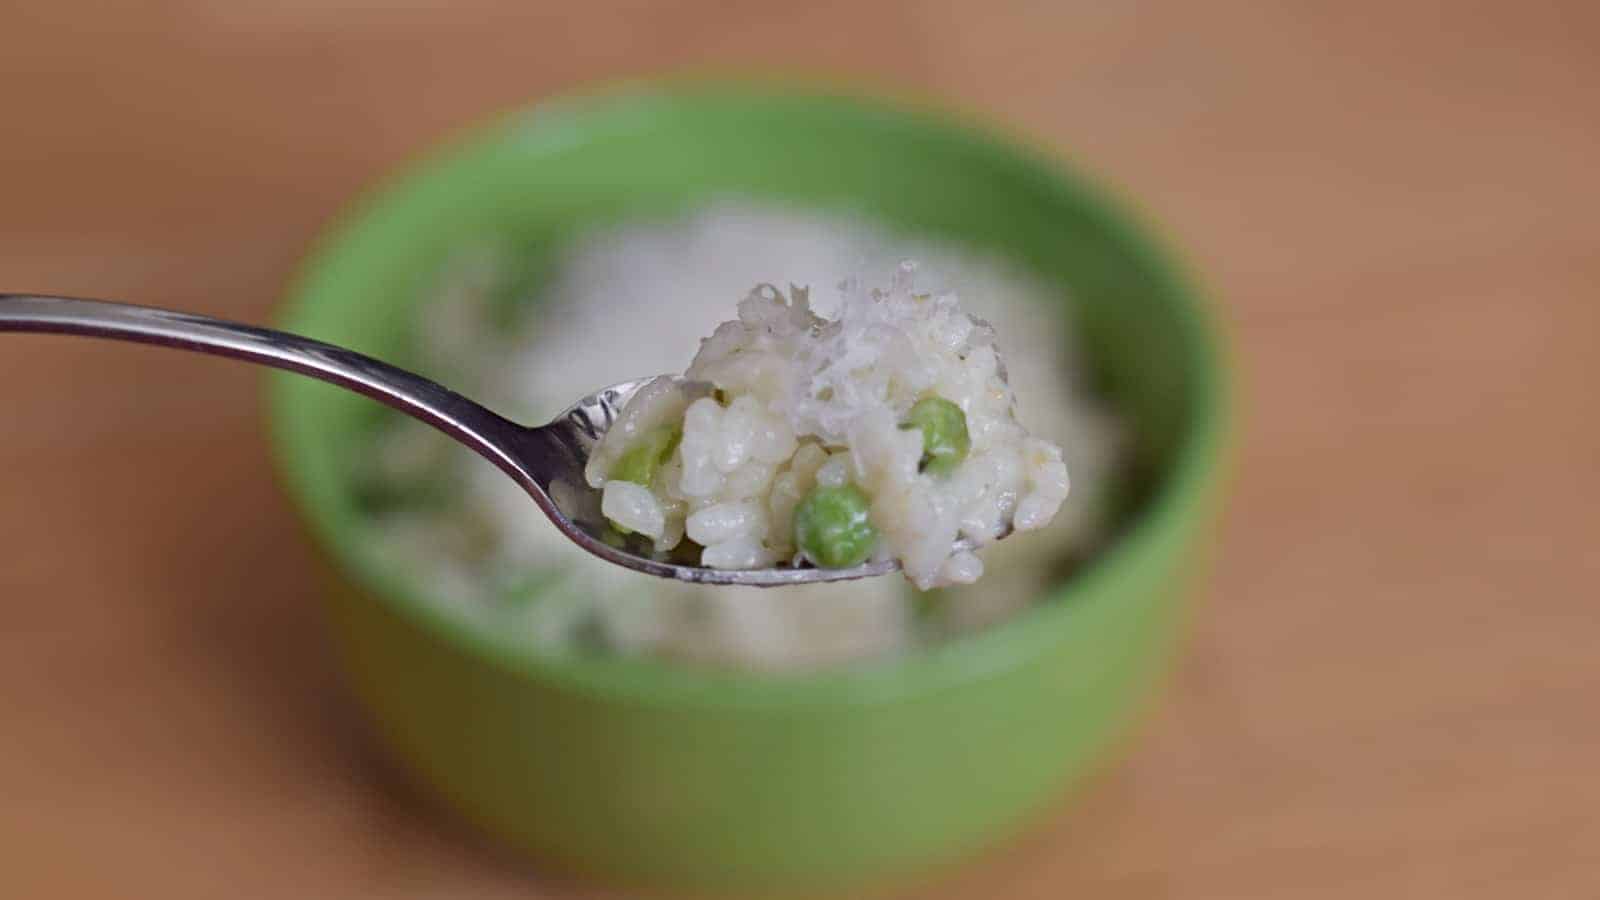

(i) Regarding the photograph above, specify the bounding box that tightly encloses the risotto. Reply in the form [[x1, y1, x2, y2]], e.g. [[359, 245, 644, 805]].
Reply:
[[355, 204, 1125, 670], [586, 267, 1069, 589]]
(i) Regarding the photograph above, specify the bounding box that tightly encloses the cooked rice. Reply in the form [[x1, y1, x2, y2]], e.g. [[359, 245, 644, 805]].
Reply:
[[355, 204, 1124, 670], [585, 266, 1070, 589]]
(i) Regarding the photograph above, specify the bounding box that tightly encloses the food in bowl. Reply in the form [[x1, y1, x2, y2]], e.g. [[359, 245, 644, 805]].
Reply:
[[585, 265, 1069, 589], [274, 88, 1228, 891], [354, 203, 1126, 670]]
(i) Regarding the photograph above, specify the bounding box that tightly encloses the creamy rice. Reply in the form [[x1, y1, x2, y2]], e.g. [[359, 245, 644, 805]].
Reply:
[[585, 267, 1069, 589], [355, 204, 1125, 670]]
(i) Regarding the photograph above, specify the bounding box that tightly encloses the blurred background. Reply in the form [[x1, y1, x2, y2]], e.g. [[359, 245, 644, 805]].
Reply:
[[2, 1, 1597, 897]]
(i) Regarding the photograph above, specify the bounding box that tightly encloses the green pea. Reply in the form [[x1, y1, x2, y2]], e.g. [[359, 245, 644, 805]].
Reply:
[[610, 424, 681, 486], [903, 396, 970, 476], [793, 484, 878, 569], [495, 570, 562, 609], [912, 589, 949, 632]]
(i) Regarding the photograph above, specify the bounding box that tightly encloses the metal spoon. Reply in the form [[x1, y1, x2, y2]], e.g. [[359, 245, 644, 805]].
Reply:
[[0, 294, 923, 586]]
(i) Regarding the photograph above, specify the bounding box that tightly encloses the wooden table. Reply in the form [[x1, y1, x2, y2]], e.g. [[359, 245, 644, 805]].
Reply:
[[3, 2, 1596, 896]]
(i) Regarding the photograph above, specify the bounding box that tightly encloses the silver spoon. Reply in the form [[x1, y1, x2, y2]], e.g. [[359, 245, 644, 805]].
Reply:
[[0, 294, 930, 586]]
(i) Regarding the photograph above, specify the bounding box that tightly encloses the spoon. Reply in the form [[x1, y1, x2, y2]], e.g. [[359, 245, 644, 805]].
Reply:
[[0, 294, 933, 586]]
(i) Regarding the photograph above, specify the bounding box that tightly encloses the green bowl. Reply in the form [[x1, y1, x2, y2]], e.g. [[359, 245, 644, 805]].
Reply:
[[268, 83, 1233, 893]]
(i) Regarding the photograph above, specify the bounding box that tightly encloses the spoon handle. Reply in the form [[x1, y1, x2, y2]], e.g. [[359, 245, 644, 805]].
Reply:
[[0, 293, 533, 478]]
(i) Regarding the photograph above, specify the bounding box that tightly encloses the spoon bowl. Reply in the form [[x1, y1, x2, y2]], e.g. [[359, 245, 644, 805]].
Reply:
[[522, 374, 907, 585]]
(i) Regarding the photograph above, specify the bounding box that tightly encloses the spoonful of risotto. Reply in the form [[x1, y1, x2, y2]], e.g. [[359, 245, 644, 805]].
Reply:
[[0, 265, 1066, 588]]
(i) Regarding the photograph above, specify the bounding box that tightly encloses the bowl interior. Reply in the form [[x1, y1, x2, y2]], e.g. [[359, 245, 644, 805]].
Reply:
[[270, 85, 1228, 698]]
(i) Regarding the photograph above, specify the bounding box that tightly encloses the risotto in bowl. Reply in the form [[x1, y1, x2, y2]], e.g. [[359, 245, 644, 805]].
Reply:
[[269, 84, 1231, 893]]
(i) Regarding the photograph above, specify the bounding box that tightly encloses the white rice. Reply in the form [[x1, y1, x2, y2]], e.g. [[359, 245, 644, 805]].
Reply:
[[585, 268, 1070, 589], [357, 203, 1125, 670]]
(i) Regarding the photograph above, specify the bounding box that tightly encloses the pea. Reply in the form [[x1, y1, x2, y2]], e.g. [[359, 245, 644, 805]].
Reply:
[[495, 570, 562, 609], [610, 424, 681, 486], [793, 484, 878, 569], [912, 589, 948, 630], [903, 396, 970, 476]]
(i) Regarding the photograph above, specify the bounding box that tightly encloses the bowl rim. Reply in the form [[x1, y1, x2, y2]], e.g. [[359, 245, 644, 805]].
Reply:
[[267, 78, 1235, 710]]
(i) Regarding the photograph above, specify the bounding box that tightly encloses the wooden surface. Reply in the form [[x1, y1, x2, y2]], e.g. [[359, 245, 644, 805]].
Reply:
[[3, 2, 1597, 896]]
